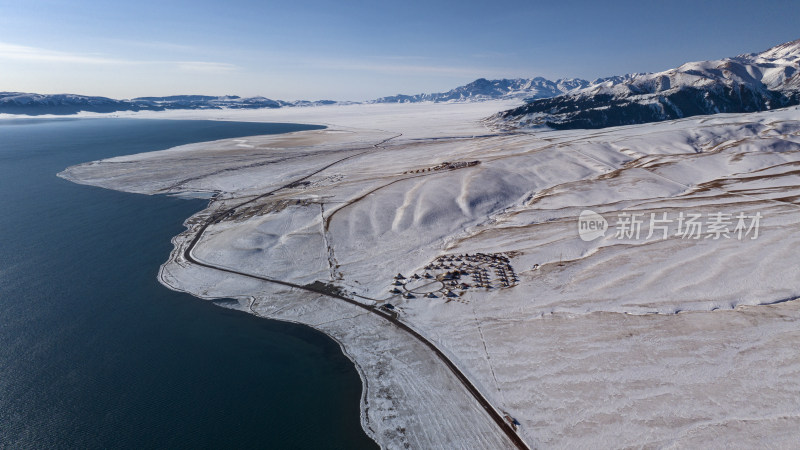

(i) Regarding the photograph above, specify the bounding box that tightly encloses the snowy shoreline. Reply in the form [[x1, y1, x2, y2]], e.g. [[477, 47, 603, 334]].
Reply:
[[57, 101, 525, 449], [58, 101, 800, 448]]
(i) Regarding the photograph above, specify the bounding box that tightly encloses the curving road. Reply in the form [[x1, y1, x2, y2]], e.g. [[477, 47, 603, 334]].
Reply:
[[180, 133, 530, 450]]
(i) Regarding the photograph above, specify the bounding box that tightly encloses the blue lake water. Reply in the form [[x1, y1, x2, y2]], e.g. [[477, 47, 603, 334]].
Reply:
[[0, 118, 378, 449]]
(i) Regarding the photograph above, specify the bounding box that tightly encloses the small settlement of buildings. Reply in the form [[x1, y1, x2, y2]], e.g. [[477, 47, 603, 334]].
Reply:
[[402, 160, 481, 175], [387, 252, 518, 305]]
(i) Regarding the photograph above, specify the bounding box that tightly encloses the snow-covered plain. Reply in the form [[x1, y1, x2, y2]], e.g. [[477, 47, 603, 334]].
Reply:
[[58, 101, 800, 448]]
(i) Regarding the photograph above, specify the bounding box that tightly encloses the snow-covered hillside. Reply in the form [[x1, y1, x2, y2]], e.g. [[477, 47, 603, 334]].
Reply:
[[494, 38, 800, 130], [59, 101, 800, 448]]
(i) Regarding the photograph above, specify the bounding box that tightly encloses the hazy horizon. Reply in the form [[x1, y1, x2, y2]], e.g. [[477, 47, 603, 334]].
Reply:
[[1, 0, 798, 101]]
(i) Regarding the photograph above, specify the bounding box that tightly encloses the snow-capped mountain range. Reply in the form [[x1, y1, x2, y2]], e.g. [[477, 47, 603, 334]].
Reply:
[[369, 77, 594, 103], [0, 75, 635, 116], [493, 38, 800, 130], [0, 78, 583, 116], [3, 38, 799, 128]]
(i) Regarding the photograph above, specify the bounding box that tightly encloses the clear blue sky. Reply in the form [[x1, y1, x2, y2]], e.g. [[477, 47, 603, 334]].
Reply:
[[0, 0, 798, 100]]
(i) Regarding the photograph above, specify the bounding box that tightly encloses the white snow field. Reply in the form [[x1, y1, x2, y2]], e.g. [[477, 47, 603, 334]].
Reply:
[[59, 101, 800, 448]]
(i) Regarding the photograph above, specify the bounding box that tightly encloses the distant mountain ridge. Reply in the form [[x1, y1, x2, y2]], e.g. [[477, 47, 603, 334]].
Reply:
[[493, 38, 800, 130], [0, 93, 338, 116], [0, 75, 617, 115], [369, 75, 649, 103], [0, 77, 577, 116], [0, 77, 615, 116], [4, 37, 800, 123], [369, 77, 590, 103]]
